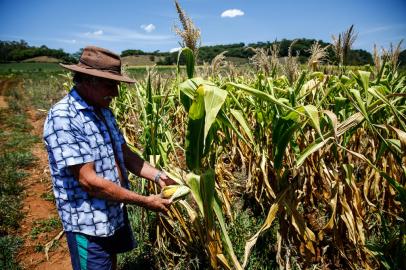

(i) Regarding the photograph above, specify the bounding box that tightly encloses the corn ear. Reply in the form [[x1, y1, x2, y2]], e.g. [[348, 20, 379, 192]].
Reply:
[[161, 185, 190, 201]]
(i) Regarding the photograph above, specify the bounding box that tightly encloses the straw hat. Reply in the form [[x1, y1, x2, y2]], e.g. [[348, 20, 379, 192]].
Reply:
[[60, 46, 135, 83]]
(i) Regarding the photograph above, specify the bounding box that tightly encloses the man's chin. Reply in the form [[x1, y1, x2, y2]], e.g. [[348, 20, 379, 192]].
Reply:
[[102, 99, 113, 107]]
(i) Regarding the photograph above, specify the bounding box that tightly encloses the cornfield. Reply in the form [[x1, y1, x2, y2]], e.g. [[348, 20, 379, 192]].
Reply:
[[107, 3, 406, 269]]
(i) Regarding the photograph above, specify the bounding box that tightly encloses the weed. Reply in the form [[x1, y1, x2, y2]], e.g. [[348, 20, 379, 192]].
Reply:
[[0, 151, 36, 169], [4, 114, 32, 131], [40, 191, 55, 202], [34, 244, 44, 253], [0, 235, 23, 270], [0, 195, 24, 234], [4, 132, 40, 149], [117, 206, 157, 269], [228, 203, 278, 269], [30, 217, 61, 239], [0, 75, 48, 268]]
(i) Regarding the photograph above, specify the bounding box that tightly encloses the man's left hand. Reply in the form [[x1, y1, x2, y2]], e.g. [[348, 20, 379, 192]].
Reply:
[[157, 172, 177, 188]]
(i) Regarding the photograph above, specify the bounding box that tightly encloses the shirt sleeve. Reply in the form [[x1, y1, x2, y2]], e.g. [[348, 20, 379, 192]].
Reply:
[[44, 111, 94, 170]]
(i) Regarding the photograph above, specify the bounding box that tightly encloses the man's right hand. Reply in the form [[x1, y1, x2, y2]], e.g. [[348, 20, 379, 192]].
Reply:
[[143, 194, 172, 213]]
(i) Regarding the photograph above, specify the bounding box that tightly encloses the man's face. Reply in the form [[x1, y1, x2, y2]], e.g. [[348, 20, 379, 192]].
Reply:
[[82, 77, 120, 108]]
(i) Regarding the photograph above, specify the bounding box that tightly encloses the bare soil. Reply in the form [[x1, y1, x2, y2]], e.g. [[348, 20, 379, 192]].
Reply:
[[0, 78, 71, 269], [0, 80, 13, 108], [16, 108, 71, 270], [0, 96, 7, 109]]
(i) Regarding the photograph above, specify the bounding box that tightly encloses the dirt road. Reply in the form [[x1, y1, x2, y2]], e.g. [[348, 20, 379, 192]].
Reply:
[[1, 78, 71, 269]]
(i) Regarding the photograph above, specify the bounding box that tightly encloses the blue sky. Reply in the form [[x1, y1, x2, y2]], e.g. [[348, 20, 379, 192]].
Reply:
[[0, 0, 405, 54]]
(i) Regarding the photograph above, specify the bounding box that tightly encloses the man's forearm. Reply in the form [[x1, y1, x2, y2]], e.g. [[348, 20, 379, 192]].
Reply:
[[81, 174, 170, 213], [84, 174, 149, 205], [123, 144, 161, 181]]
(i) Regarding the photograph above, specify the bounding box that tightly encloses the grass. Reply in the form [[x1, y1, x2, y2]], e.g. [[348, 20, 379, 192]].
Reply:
[[30, 217, 61, 240], [40, 191, 55, 202], [0, 235, 23, 270], [124, 65, 177, 80], [0, 78, 41, 269], [0, 62, 63, 75], [0, 116, 37, 235]]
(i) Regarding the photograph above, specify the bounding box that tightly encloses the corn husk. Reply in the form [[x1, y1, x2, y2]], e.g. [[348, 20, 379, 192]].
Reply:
[[161, 185, 190, 201]]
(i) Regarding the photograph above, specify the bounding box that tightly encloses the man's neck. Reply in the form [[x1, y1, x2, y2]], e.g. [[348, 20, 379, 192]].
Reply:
[[75, 85, 100, 109]]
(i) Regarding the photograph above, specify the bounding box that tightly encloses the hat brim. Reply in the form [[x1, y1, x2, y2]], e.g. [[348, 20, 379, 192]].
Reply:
[[60, 63, 136, 83]]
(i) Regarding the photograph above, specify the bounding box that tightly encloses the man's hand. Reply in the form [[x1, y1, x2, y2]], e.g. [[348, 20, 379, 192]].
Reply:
[[143, 194, 172, 213], [157, 172, 178, 189], [70, 163, 171, 213]]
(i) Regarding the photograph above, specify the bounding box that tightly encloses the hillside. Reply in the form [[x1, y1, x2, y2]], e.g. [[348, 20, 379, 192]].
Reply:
[[21, 56, 60, 63], [121, 55, 165, 66]]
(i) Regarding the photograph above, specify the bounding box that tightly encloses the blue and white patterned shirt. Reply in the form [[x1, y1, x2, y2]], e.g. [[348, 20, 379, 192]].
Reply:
[[43, 88, 129, 237]]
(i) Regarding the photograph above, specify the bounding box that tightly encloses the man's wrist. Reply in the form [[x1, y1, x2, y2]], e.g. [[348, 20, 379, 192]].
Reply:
[[154, 171, 163, 184]]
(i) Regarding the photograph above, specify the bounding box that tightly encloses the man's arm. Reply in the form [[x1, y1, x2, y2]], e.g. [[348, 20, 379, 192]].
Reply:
[[121, 143, 177, 187], [70, 162, 171, 212]]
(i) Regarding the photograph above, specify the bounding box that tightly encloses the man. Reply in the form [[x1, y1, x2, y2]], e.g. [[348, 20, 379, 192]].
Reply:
[[43, 46, 175, 270]]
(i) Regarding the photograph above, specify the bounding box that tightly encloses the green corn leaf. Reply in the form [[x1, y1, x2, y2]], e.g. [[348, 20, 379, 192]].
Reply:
[[179, 77, 215, 112], [146, 69, 153, 122], [189, 86, 205, 120], [200, 170, 215, 227], [230, 109, 254, 145], [282, 110, 300, 122], [356, 70, 370, 92], [227, 82, 304, 115], [296, 137, 333, 167], [203, 84, 228, 144], [369, 87, 406, 131], [303, 104, 323, 140], [186, 86, 205, 172], [185, 117, 204, 172], [217, 110, 251, 147], [213, 193, 243, 270], [322, 110, 338, 139], [185, 173, 204, 215], [180, 79, 227, 172], [164, 130, 182, 168], [349, 89, 369, 120], [294, 71, 307, 96], [177, 47, 195, 79], [273, 119, 300, 170]]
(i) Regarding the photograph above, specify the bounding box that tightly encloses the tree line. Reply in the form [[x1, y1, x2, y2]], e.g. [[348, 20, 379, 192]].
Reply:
[[123, 38, 375, 66], [1, 39, 404, 67], [0, 40, 76, 63]]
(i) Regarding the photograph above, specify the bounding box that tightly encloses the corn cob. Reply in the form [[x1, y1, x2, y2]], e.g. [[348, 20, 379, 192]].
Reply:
[[161, 185, 190, 201]]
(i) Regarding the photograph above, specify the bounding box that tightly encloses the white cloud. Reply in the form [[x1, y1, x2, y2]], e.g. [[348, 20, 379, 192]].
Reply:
[[93, 30, 103, 36], [141, 24, 156, 33], [221, 9, 244, 18], [77, 25, 173, 43], [56, 39, 77, 44], [169, 47, 182, 53], [362, 26, 392, 35], [85, 29, 104, 36]]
